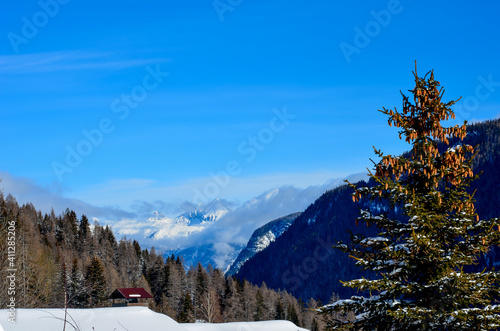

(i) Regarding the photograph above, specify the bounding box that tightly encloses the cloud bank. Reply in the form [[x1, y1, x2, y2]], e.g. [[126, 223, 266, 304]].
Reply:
[[0, 169, 367, 268], [0, 171, 134, 219]]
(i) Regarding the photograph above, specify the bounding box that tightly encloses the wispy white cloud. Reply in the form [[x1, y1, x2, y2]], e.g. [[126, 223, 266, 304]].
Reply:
[[137, 172, 367, 248], [73, 171, 356, 213], [209, 171, 367, 246], [0, 51, 171, 74], [0, 171, 134, 219]]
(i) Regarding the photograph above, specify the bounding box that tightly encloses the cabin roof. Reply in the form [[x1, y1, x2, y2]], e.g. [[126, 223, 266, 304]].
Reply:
[[109, 288, 152, 299]]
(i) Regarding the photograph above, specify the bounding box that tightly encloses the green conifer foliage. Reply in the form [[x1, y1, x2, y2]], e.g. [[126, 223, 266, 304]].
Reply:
[[254, 289, 265, 321], [321, 66, 500, 330], [178, 292, 195, 323], [275, 299, 285, 320], [86, 256, 107, 307], [287, 303, 300, 326]]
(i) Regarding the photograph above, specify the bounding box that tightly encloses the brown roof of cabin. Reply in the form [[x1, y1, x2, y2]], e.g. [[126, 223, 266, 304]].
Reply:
[[109, 288, 152, 299]]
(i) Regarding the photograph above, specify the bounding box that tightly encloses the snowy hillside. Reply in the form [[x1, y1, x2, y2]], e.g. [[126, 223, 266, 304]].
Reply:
[[227, 212, 301, 275], [0, 307, 308, 331]]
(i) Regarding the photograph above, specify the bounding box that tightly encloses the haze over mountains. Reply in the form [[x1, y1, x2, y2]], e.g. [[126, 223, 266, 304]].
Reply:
[[105, 173, 366, 270]]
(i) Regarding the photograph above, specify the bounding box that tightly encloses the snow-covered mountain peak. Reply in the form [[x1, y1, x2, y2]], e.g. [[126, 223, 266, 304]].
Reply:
[[151, 211, 165, 219], [119, 200, 233, 241], [178, 199, 233, 225], [200, 198, 232, 221], [265, 188, 279, 200]]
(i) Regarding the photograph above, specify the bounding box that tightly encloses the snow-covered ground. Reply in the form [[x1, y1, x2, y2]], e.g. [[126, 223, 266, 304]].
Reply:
[[0, 307, 308, 331], [183, 320, 307, 331]]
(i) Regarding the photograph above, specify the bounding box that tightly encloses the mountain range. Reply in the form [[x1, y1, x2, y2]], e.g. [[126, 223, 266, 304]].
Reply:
[[108, 174, 366, 271], [145, 199, 232, 240], [108, 199, 232, 246]]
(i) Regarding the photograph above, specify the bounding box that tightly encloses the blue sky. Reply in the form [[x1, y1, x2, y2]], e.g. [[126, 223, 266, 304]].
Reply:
[[1, 0, 500, 218]]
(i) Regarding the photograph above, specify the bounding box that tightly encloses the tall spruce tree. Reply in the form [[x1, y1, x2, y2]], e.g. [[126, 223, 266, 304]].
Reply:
[[275, 298, 285, 320], [178, 292, 195, 323], [86, 256, 107, 308], [321, 66, 500, 330]]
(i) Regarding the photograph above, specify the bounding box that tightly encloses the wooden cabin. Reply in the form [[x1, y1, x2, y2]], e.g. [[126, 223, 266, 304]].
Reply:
[[108, 288, 152, 307]]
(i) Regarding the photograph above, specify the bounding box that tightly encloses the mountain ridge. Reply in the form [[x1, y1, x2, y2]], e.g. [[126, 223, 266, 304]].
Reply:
[[226, 212, 302, 275]]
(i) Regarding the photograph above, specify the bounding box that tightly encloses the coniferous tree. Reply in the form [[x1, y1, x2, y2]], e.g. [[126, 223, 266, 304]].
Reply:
[[54, 257, 68, 307], [254, 289, 265, 321], [178, 291, 195, 323], [63, 209, 78, 247], [275, 299, 285, 320], [77, 214, 90, 253], [194, 262, 209, 317], [287, 302, 300, 326], [321, 66, 500, 329], [222, 277, 242, 322], [68, 258, 87, 308], [86, 256, 107, 307], [311, 318, 320, 331], [133, 239, 142, 258], [54, 216, 64, 244]]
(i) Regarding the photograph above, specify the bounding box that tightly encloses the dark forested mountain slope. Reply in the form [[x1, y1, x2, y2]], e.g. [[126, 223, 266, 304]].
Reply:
[[237, 184, 377, 302], [466, 120, 500, 220], [227, 212, 301, 276], [236, 118, 500, 303], [463, 120, 500, 269]]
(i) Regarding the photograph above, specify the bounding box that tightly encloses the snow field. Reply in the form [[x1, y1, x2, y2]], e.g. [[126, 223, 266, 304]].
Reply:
[[0, 307, 308, 331]]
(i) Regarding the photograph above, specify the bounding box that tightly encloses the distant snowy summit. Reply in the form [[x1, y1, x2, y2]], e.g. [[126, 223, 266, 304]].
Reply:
[[110, 199, 233, 242], [145, 199, 232, 240], [181, 198, 232, 224]]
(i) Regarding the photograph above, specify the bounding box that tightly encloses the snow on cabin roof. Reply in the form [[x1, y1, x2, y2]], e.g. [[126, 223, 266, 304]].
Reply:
[[109, 288, 152, 299]]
